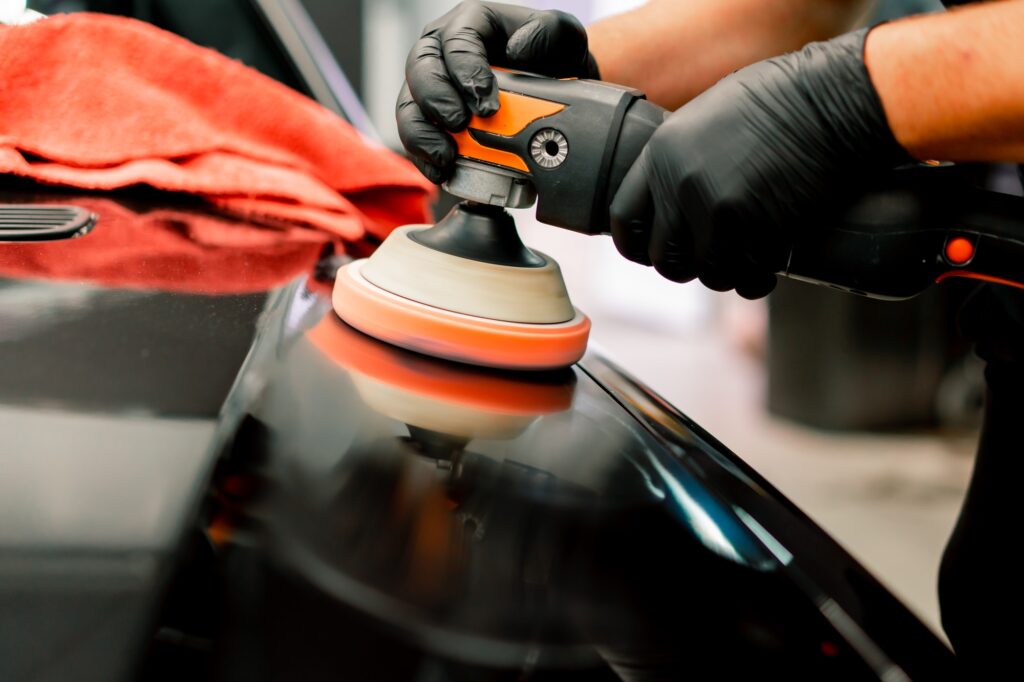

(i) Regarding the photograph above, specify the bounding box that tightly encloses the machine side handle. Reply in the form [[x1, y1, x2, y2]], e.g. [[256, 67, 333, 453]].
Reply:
[[783, 168, 1024, 300]]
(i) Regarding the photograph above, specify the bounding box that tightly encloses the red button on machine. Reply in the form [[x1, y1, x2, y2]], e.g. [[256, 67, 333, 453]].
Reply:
[[945, 237, 975, 266]]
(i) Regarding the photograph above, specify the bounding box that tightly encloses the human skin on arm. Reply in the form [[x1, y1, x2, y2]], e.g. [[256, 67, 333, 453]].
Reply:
[[866, 0, 1024, 162], [603, 0, 1024, 293], [588, 0, 873, 110]]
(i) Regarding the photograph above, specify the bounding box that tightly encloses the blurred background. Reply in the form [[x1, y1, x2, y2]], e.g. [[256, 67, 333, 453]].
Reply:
[[24, 0, 982, 637]]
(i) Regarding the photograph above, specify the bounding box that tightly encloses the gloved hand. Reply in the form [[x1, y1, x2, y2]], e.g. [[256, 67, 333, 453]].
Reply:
[[397, 0, 599, 183], [609, 28, 910, 299]]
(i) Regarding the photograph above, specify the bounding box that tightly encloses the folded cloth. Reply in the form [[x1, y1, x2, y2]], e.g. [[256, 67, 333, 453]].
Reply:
[[0, 197, 331, 294], [0, 13, 432, 241]]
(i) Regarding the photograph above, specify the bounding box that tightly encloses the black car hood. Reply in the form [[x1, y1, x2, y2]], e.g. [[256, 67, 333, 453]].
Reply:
[[0, 189, 309, 681], [0, 189, 954, 681]]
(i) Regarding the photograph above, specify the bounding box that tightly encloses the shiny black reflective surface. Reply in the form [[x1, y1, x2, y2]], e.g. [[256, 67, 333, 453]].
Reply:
[[0, 192, 281, 682], [186, 279, 954, 681], [2, 189, 956, 681], [1, 1, 964, 676]]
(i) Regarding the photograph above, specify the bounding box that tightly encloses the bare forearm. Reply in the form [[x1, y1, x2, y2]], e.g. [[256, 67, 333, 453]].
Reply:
[[867, 0, 1024, 162], [588, 0, 872, 109]]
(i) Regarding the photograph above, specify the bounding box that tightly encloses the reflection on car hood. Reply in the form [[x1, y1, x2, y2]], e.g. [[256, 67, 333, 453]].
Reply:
[[0, 189, 321, 681], [207, 272, 954, 680], [0, 189, 954, 681]]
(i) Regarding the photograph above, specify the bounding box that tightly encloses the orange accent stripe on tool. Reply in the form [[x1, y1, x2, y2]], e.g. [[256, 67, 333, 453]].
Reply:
[[452, 130, 531, 172], [453, 90, 566, 172], [470, 90, 565, 136], [935, 271, 1024, 290]]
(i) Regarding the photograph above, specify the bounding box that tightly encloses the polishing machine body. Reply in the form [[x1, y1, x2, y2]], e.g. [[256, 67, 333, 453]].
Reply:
[[444, 69, 666, 236]]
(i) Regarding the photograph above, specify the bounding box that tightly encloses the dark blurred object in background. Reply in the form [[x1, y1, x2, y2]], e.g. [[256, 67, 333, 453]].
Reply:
[[30, 0, 364, 100], [33, 0, 306, 86], [768, 160, 1021, 432], [768, 280, 979, 431], [766, 0, 985, 433], [302, 0, 363, 97], [872, 0, 943, 21]]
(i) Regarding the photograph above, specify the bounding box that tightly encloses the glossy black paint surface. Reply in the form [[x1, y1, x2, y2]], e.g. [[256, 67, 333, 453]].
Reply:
[[0, 192, 276, 682], [1, 191, 955, 681], [187, 280, 956, 681], [1, 3, 964, 677]]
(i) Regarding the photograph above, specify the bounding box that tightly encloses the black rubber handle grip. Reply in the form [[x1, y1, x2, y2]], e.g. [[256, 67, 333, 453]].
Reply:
[[784, 164, 1024, 299]]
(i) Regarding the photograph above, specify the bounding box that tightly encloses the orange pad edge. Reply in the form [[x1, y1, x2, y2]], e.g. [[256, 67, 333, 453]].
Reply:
[[332, 260, 590, 371]]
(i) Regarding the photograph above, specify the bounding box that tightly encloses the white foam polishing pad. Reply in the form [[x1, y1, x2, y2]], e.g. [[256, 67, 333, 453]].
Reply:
[[361, 226, 576, 325]]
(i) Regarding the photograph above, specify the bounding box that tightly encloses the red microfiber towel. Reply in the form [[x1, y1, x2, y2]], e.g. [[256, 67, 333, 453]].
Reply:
[[0, 13, 433, 242]]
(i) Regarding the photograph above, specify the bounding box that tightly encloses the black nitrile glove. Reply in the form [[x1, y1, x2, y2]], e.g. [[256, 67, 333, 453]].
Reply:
[[397, 0, 598, 183], [610, 28, 910, 299]]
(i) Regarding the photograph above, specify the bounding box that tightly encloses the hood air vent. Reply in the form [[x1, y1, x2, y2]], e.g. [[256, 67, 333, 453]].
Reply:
[[0, 205, 97, 242]]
